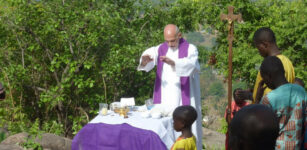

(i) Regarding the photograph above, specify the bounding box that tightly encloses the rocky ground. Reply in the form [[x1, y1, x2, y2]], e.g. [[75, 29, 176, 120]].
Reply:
[[202, 100, 227, 149], [203, 127, 225, 150], [0, 132, 71, 150]]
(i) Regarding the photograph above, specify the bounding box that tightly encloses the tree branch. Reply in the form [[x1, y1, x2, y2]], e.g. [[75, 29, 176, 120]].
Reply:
[[25, 27, 61, 85], [77, 107, 89, 122], [15, 34, 26, 68], [138, 20, 149, 35]]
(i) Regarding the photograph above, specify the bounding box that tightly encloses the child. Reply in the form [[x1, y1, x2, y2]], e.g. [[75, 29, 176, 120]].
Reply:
[[171, 105, 197, 150], [228, 104, 279, 150], [259, 56, 306, 149], [224, 88, 249, 150]]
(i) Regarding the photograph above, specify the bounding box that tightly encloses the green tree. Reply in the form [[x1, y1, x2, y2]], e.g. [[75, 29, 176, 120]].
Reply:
[[0, 0, 305, 141], [186, 32, 205, 44], [0, 0, 209, 138], [208, 81, 225, 99], [196, 0, 307, 88]]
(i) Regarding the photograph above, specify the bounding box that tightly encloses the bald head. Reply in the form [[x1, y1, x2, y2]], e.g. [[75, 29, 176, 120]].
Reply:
[[164, 24, 181, 50], [164, 24, 179, 36]]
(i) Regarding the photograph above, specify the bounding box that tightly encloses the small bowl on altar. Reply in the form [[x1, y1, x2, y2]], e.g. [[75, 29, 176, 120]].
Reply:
[[118, 107, 129, 118], [110, 102, 121, 111], [114, 107, 120, 113]]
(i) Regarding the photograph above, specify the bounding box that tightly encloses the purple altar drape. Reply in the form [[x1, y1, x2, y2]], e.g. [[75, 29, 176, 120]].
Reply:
[[72, 123, 167, 150]]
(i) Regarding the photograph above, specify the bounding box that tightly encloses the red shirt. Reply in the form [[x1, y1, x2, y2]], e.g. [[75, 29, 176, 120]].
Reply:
[[224, 100, 249, 119]]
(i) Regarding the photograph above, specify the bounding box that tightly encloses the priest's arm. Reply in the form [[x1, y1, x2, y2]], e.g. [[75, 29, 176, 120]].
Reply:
[[137, 46, 159, 72], [174, 44, 200, 77]]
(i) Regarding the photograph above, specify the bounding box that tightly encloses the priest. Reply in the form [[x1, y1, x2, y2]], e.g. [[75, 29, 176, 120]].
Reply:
[[137, 24, 202, 150]]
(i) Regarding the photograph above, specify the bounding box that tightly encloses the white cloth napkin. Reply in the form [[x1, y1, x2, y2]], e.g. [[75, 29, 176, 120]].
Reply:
[[120, 97, 135, 107]]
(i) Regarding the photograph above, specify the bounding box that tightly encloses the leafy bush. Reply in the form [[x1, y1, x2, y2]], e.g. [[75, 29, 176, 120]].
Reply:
[[186, 32, 205, 44], [217, 118, 228, 134], [0, 0, 208, 137], [0, 0, 305, 139], [208, 81, 225, 100], [199, 0, 307, 88]]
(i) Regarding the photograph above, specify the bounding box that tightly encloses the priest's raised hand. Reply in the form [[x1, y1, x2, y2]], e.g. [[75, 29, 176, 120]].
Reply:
[[141, 55, 153, 67], [160, 56, 175, 67]]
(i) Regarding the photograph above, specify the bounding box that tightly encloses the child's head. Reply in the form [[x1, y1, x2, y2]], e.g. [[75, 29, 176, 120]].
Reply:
[[172, 105, 197, 132], [294, 77, 305, 88], [233, 88, 244, 105], [228, 104, 279, 150]]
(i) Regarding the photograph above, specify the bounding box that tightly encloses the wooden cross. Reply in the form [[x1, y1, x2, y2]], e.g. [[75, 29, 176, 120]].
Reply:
[[220, 6, 242, 124]]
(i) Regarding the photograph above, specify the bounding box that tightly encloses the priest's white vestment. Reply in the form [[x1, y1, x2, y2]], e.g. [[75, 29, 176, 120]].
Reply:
[[137, 43, 203, 150]]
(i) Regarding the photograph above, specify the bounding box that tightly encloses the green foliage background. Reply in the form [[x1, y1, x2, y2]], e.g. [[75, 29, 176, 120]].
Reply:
[[200, 0, 306, 87], [0, 0, 208, 138], [0, 0, 305, 143]]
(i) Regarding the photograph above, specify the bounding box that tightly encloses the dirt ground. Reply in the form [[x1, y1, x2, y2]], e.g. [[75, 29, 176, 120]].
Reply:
[[203, 127, 225, 150]]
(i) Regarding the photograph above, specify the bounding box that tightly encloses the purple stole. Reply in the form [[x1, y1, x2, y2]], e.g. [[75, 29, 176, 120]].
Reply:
[[153, 38, 190, 105]]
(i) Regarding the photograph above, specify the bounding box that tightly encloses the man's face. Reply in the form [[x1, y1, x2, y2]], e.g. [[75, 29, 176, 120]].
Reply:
[[164, 33, 180, 50], [255, 42, 268, 57]]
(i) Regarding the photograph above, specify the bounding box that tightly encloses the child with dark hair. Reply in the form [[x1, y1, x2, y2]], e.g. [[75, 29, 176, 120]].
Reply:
[[224, 88, 250, 150], [259, 56, 306, 150], [171, 105, 197, 150], [228, 104, 280, 150], [225, 88, 250, 123]]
